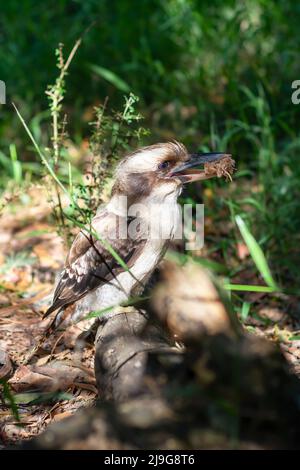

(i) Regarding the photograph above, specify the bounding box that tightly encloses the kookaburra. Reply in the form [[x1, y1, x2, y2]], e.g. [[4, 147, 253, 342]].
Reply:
[[44, 142, 231, 329]]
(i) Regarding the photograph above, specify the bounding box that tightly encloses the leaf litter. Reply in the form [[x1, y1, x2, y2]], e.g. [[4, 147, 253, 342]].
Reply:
[[0, 187, 97, 446]]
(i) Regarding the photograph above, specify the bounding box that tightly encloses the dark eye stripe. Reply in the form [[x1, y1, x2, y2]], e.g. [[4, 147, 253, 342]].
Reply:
[[158, 161, 170, 170]]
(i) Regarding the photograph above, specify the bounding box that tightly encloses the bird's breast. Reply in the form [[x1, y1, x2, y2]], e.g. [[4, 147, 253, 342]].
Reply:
[[71, 202, 180, 324], [132, 200, 182, 241]]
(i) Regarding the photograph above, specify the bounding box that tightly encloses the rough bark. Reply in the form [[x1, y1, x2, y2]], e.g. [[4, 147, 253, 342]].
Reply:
[[94, 308, 175, 401]]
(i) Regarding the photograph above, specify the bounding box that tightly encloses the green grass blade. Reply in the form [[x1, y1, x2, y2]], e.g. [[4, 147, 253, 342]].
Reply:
[[12, 102, 68, 196], [235, 215, 277, 289], [84, 304, 117, 320], [9, 143, 22, 183], [89, 64, 130, 92], [83, 295, 149, 320], [289, 335, 300, 341], [223, 283, 277, 293], [241, 301, 251, 321]]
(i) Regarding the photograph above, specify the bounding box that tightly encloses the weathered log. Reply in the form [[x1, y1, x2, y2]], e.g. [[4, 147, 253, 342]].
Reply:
[[94, 308, 176, 401]]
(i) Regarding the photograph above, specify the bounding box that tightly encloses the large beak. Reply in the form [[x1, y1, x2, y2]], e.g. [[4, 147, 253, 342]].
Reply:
[[169, 152, 231, 183]]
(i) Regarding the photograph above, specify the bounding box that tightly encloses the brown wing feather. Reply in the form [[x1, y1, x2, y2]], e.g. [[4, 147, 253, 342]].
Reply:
[[44, 211, 146, 317]]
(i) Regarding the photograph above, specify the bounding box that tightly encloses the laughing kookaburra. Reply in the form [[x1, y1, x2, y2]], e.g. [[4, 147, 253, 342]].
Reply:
[[44, 142, 230, 329]]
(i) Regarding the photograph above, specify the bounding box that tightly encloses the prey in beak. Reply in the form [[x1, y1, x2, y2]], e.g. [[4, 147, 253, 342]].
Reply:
[[170, 152, 234, 183]]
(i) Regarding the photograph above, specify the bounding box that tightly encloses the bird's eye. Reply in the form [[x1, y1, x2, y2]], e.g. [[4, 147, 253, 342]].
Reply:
[[158, 161, 170, 170]]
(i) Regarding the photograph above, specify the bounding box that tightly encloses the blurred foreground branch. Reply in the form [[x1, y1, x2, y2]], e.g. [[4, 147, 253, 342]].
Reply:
[[24, 262, 300, 449]]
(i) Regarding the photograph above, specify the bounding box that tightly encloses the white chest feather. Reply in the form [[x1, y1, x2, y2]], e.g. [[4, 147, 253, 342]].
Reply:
[[73, 189, 181, 322]]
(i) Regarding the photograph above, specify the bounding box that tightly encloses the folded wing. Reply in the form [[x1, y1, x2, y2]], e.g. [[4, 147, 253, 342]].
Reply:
[[44, 210, 146, 317]]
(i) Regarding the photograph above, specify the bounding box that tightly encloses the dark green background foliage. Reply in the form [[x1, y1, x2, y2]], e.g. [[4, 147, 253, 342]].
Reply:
[[1, 0, 300, 144], [1, 0, 300, 286]]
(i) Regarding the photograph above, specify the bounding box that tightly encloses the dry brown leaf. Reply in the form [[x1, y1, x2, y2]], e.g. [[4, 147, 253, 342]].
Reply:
[[9, 361, 95, 393], [52, 410, 74, 422], [33, 242, 61, 269]]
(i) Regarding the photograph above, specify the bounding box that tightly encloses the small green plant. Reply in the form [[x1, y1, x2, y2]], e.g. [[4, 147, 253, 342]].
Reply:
[[0, 251, 36, 274], [26, 36, 149, 245], [0, 379, 20, 422], [76, 93, 149, 218], [59, 93, 149, 243], [45, 39, 82, 243]]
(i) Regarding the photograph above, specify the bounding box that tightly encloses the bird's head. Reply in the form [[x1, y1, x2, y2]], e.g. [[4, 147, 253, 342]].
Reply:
[[112, 141, 231, 204]]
